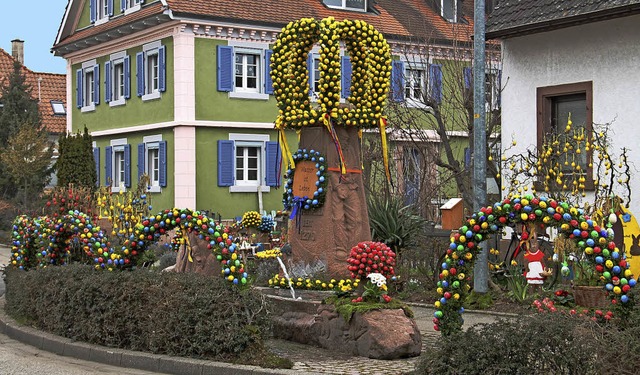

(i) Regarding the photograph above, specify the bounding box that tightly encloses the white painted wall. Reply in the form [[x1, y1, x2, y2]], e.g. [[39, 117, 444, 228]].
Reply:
[[500, 14, 640, 215]]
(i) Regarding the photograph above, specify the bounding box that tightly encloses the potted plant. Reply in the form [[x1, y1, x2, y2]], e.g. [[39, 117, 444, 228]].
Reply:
[[558, 237, 607, 307]]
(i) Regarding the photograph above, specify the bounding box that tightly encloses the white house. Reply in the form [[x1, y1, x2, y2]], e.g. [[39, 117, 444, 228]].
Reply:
[[487, 0, 640, 216]]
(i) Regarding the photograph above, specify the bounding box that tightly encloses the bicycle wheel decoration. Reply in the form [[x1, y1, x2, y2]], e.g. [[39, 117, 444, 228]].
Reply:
[[271, 17, 393, 181], [434, 194, 636, 335], [283, 148, 328, 218]]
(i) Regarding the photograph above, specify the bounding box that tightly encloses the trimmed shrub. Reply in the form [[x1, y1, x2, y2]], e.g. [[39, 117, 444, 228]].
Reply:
[[414, 313, 599, 374], [4, 266, 273, 360]]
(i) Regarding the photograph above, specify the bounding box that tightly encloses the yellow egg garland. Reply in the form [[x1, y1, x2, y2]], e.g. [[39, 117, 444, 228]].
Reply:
[[271, 17, 393, 181], [271, 17, 391, 129]]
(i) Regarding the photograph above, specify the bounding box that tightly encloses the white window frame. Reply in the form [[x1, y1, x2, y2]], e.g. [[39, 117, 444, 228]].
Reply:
[[51, 100, 66, 115], [81, 60, 97, 113], [111, 138, 127, 192], [485, 68, 501, 111], [403, 59, 431, 110], [405, 66, 426, 102], [308, 46, 346, 104], [229, 133, 270, 193], [234, 52, 260, 93], [94, 0, 110, 25], [142, 135, 162, 193], [124, 0, 142, 15], [142, 41, 161, 101], [324, 0, 367, 12], [228, 41, 269, 100], [109, 51, 126, 107], [441, 0, 457, 23]]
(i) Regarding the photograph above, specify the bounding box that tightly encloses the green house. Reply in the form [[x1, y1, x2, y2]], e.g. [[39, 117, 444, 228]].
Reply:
[[52, 0, 482, 218]]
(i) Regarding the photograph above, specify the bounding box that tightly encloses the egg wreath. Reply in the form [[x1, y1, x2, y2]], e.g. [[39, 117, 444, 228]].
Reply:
[[434, 194, 637, 335], [271, 17, 392, 180], [282, 148, 328, 215]]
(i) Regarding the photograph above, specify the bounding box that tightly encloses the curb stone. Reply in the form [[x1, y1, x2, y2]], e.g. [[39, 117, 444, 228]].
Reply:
[[0, 297, 309, 375]]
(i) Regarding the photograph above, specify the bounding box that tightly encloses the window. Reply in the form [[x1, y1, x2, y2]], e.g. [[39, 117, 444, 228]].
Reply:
[[310, 53, 321, 96], [323, 0, 367, 11], [90, 0, 113, 24], [50, 100, 66, 115], [105, 51, 130, 106], [137, 135, 167, 192], [405, 68, 425, 101], [137, 41, 166, 101], [217, 43, 273, 100], [121, 0, 143, 14], [307, 53, 352, 100], [76, 60, 99, 112], [537, 81, 593, 190], [463, 67, 502, 110], [217, 134, 282, 193], [441, 0, 457, 22], [105, 139, 130, 191]]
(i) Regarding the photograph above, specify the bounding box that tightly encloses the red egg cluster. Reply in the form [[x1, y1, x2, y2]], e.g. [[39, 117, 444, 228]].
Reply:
[[347, 241, 396, 279]]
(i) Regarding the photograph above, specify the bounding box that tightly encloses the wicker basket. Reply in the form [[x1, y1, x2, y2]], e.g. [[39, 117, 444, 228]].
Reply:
[[573, 285, 608, 307]]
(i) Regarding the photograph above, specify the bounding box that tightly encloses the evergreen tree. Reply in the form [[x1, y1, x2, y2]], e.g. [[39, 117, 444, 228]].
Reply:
[[0, 124, 53, 209], [0, 60, 43, 199], [55, 126, 98, 190]]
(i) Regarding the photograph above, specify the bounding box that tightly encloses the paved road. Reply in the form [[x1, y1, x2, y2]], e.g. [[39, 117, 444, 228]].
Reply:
[[0, 333, 162, 375]]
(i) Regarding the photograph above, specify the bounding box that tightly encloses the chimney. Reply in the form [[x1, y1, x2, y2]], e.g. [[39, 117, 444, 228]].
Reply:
[[11, 39, 24, 65]]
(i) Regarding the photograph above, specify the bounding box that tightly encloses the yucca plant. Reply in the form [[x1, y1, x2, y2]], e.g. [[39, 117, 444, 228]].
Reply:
[[367, 194, 426, 257]]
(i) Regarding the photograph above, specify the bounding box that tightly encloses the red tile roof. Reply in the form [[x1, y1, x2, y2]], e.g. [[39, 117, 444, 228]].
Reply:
[[0, 48, 67, 134], [54, 0, 474, 50]]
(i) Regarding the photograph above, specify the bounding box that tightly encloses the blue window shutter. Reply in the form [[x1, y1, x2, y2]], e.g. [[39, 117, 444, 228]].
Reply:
[[124, 144, 131, 188], [120, 0, 125, 12], [497, 70, 502, 107], [464, 147, 471, 168], [430, 64, 443, 104], [137, 143, 145, 182], [391, 60, 405, 102], [216, 45, 234, 92], [108, 0, 114, 16], [341, 56, 352, 99], [159, 45, 166, 92], [307, 53, 314, 93], [217, 140, 234, 187], [93, 147, 100, 187], [159, 140, 167, 187], [265, 141, 281, 187], [105, 61, 112, 103], [105, 146, 112, 186], [124, 55, 131, 99], [90, 0, 96, 23], [93, 64, 100, 104], [136, 52, 144, 97], [463, 67, 472, 89], [76, 69, 83, 108], [264, 49, 274, 95]]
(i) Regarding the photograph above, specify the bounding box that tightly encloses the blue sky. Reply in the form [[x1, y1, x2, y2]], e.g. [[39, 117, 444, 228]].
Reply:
[[1, 1, 69, 74]]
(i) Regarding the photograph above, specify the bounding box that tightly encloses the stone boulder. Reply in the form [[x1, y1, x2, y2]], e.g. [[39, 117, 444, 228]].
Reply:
[[270, 295, 421, 359]]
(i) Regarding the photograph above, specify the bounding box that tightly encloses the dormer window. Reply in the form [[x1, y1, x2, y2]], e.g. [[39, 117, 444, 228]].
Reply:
[[441, 0, 457, 22], [323, 0, 367, 12], [90, 0, 114, 25], [50, 101, 66, 116]]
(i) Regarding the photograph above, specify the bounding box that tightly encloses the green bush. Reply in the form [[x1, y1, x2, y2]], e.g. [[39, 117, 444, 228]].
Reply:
[[413, 310, 640, 374], [367, 194, 425, 254], [4, 266, 273, 360]]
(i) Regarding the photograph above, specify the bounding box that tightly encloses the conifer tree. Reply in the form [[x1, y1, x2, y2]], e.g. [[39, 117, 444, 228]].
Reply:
[[55, 126, 98, 190], [0, 60, 43, 199]]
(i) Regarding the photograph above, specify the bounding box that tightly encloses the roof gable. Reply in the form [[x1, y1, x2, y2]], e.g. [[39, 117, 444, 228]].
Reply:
[[487, 0, 640, 39], [0, 48, 67, 134]]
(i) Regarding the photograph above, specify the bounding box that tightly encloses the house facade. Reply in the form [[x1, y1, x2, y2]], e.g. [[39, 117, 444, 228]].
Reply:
[[487, 0, 640, 216], [0, 40, 67, 186], [53, 0, 476, 218]]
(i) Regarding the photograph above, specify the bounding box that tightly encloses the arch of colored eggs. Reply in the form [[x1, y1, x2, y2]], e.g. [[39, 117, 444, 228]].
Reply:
[[10, 211, 125, 270], [271, 17, 391, 129], [433, 195, 637, 334], [129, 208, 247, 285]]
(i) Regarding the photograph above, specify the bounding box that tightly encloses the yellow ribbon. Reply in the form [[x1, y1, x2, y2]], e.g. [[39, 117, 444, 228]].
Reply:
[[380, 117, 391, 184], [183, 229, 193, 263], [278, 128, 295, 170]]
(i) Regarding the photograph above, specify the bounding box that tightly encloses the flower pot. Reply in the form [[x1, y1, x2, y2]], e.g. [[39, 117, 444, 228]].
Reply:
[[573, 285, 608, 307]]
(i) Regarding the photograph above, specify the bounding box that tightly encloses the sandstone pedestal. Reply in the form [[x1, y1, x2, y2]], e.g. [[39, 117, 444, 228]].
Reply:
[[289, 126, 371, 278], [172, 232, 221, 276]]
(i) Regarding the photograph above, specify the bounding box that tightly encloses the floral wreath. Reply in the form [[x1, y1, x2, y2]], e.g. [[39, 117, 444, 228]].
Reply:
[[434, 195, 637, 335], [283, 148, 328, 213]]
